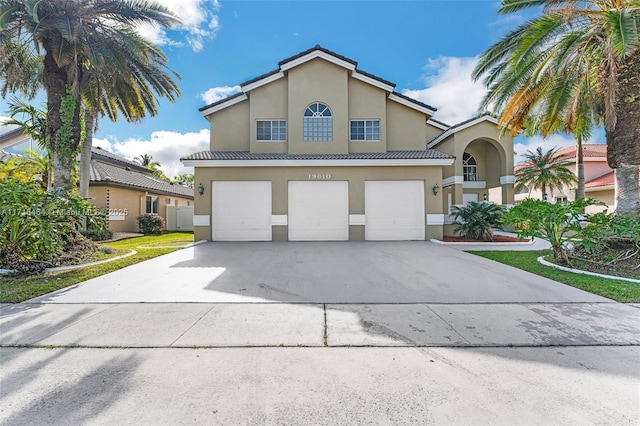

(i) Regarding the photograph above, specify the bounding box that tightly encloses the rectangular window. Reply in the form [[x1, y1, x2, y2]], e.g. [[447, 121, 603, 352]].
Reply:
[[165, 197, 171, 205], [303, 117, 333, 141], [555, 196, 568, 204], [350, 120, 380, 141], [463, 166, 477, 182], [256, 120, 286, 141], [146, 196, 159, 214]]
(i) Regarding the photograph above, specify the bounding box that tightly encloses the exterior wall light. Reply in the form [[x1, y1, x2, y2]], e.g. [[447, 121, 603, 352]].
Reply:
[[483, 193, 488, 201], [197, 183, 205, 196], [432, 183, 439, 196]]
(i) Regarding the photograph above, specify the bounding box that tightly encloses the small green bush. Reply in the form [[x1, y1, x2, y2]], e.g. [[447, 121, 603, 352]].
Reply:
[[136, 214, 165, 235], [451, 201, 504, 241]]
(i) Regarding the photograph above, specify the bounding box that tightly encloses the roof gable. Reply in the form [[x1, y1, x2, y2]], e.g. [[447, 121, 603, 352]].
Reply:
[[427, 114, 499, 148], [199, 45, 436, 118]]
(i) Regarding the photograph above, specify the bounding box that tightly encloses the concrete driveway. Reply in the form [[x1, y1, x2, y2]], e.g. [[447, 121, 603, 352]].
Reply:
[[2, 242, 639, 424], [27, 241, 610, 303]]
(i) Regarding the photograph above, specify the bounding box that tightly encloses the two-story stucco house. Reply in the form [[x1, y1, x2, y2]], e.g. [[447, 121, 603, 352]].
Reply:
[[181, 46, 515, 241]]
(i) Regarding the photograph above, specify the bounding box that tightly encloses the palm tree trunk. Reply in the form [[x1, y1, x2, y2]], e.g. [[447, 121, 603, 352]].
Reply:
[[575, 136, 585, 200], [607, 50, 640, 216], [79, 110, 95, 198], [42, 46, 82, 192]]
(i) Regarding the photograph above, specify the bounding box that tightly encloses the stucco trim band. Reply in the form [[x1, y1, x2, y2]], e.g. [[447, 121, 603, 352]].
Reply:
[[349, 214, 366, 225], [500, 175, 516, 185], [271, 215, 288, 226], [442, 176, 464, 187], [426, 214, 445, 225], [193, 215, 210, 226]]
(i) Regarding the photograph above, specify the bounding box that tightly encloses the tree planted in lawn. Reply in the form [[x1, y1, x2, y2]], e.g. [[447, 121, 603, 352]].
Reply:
[[504, 198, 604, 263]]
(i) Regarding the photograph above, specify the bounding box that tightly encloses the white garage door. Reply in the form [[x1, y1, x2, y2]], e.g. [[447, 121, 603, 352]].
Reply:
[[365, 180, 425, 240], [288, 181, 349, 241], [212, 181, 272, 241]]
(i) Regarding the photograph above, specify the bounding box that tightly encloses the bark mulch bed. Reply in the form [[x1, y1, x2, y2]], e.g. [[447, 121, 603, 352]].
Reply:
[[442, 235, 530, 243]]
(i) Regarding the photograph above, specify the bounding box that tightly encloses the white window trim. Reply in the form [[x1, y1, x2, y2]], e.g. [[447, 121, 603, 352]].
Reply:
[[256, 119, 287, 142], [146, 195, 159, 214], [349, 119, 381, 142]]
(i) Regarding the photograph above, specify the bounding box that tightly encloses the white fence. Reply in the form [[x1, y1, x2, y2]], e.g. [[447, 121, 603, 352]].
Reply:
[[166, 206, 194, 231]]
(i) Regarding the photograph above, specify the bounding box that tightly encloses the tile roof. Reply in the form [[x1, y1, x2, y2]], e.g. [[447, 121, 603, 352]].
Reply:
[[90, 160, 194, 198], [198, 91, 246, 112], [278, 44, 358, 68], [585, 171, 614, 188], [0, 127, 23, 143], [391, 91, 437, 113], [92, 146, 150, 172], [0, 149, 19, 163], [555, 143, 608, 160], [181, 150, 454, 161]]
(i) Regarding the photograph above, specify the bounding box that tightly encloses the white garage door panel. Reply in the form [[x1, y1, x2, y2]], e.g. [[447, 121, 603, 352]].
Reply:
[[212, 181, 272, 241], [288, 181, 349, 241], [365, 181, 425, 240]]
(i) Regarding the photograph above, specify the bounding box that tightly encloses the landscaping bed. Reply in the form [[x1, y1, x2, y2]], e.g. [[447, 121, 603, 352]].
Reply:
[[442, 235, 529, 243]]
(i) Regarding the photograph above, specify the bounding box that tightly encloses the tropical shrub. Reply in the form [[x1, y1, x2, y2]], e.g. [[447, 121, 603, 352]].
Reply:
[[451, 201, 504, 241], [573, 212, 640, 259], [0, 178, 102, 273], [137, 214, 165, 235], [504, 198, 605, 263]]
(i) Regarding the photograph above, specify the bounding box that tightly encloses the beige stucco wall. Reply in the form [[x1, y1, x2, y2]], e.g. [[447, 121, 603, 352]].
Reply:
[[193, 165, 444, 241], [249, 77, 288, 154], [585, 188, 615, 214], [386, 101, 427, 151], [287, 58, 349, 154], [210, 100, 250, 151], [348, 78, 386, 153], [204, 57, 442, 156], [89, 185, 193, 233]]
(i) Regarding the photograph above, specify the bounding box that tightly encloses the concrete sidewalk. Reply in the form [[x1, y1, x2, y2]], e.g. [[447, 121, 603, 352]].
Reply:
[[2, 302, 639, 348]]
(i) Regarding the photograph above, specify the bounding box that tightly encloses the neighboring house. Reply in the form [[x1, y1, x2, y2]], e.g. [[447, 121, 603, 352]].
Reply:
[[0, 119, 43, 155], [89, 147, 194, 232], [182, 45, 515, 242], [1, 118, 194, 232], [514, 144, 616, 213]]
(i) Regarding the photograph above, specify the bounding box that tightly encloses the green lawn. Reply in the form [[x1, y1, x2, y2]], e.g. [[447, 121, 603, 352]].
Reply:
[[0, 232, 194, 303], [470, 250, 640, 303]]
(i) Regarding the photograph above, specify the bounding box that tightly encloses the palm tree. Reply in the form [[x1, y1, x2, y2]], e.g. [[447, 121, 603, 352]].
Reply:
[[173, 173, 194, 188], [4, 98, 52, 190], [473, 0, 640, 215], [516, 147, 577, 201], [451, 201, 504, 241], [0, 0, 180, 192], [135, 154, 162, 170]]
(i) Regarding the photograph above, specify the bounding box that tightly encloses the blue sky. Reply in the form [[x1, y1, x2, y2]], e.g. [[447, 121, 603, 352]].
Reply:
[[0, 0, 604, 177]]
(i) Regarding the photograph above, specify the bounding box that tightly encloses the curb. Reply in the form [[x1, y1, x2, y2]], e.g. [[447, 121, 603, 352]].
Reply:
[[0, 249, 138, 275], [136, 240, 208, 249], [430, 238, 534, 246], [537, 256, 640, 284]]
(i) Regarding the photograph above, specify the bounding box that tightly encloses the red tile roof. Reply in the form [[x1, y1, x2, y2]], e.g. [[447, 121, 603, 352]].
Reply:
[[555, 143, 607, 160], [585, 171, 614, 188]]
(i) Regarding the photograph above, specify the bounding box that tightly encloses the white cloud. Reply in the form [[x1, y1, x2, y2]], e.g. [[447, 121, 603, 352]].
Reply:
[[201, 85, 241, 104], [402, 57, 487, 125], [94, 129, 210, 178], [137, 0, 221, 52]]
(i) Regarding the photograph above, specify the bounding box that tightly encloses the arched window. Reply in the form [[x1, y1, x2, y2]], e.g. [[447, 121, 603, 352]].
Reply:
[[303, 102, 332, 141], [463, 152, 477, 181]]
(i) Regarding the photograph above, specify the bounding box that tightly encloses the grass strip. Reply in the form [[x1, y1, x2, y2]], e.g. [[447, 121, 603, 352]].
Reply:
[[469, 250, 640, 303]]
